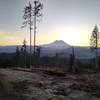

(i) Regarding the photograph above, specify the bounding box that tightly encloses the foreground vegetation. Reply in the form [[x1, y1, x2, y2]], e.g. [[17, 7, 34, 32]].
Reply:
[[0, 68, 100, 100]]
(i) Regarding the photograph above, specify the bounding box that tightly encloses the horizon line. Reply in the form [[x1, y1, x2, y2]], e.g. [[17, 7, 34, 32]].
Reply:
[[0, 40, 90, 47]]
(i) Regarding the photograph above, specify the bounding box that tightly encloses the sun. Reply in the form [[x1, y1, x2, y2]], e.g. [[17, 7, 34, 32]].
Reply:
[[60, 32, 83, 46], [57, 26, 90, 46]]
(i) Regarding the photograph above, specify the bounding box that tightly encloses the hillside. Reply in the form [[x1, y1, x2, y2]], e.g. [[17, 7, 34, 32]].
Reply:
[[0, 68, 100, 100]]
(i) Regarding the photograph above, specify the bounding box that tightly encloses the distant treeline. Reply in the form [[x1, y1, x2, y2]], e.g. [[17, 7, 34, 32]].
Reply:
[[0, 50, 100, 72], [0, 52, 69, 69]]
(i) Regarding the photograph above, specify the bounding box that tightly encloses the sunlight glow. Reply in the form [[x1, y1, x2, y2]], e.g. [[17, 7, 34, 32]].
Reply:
[[0, 25, 91, 46], [57, 25, 90, 46]]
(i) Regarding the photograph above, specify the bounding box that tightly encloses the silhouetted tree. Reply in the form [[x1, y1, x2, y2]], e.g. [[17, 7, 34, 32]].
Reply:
[[90, 25, 100, 68], [22, 39, 27, 67], [54, 53, 59, 67], [15, 46, 20, 67], [22, 1, 43, 68], [20, 47, 24, 67], [33, 1, 43, 56], [35, 46, 41, 67], [69, 46, 75, 73], [22, 2, 33, 68], [23, 2, 33, 67]]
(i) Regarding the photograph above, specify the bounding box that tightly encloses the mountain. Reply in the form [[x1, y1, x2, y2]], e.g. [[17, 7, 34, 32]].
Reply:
[[0, 40, 70, 53], [40, 40, 70, 57], [42, 40, 70, 49], [0, 46, 17, 53], [41, 40, 98, 59], [0, 40, 98, 59]]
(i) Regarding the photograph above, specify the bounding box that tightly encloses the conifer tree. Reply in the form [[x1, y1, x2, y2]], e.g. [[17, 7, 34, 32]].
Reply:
[[22, 39, 27, 67], [15, 46, 20, 67], [22, 1, 43, 68], [90, 25, 100, 68]]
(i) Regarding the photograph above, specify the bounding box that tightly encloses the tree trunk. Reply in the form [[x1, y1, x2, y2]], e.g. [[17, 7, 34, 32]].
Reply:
[[95, 48, 98, 69]]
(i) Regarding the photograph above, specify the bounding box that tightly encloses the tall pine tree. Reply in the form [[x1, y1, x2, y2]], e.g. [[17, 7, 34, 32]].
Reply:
[[90, 25, 100, 68]]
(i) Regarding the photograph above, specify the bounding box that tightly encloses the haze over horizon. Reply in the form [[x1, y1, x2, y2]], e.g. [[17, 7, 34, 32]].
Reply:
[[0, 40, 90, 47], [0, 0, 100, 46]]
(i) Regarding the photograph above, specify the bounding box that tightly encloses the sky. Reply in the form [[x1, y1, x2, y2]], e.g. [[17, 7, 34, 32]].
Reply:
[[0, 0, 100, 46]]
